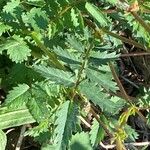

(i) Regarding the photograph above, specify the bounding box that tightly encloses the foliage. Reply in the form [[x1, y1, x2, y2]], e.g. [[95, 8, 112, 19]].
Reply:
[[0, 107, 35, 129], [89, 118, 105, 147], [0, 130, 7, 150], [0, 0, 150, 149], [70, 132, 92, 150], [53, 101, 79, 150]]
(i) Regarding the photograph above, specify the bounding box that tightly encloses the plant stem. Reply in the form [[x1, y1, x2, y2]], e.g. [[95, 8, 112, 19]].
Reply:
[[90, 107, 113, 138], [70, 41, 114, 138], [102, 28, 149, 51], [109, 62, 148, 149], [15, 125, 27, 150], [109, 62, 147, 124], [131, 12, 150, 34], [120, 52, 150, 57], [72, 43, 93, 100], [84, 18, 150, 51], [100, 141, 150, 149], [109, 62, 132, 105]]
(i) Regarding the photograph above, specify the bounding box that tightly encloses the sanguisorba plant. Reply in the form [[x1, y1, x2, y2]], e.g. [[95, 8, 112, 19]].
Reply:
[[0, 0, 150, 149]]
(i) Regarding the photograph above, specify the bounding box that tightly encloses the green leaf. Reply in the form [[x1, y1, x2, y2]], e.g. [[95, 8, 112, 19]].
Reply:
[[79, 80, 125, 114], [124, 13, 150, 45], [7, 63, 43, 85], [53, 46, 81, 66], [22, 7, 49, 32], [25, 120, 49, 137], [31, 31, 65, 70], [70, 8, 80, 27], [108, 96, 125, 115], [34, 65, 75, 86], [90, 51, 119, 60], [66, 35, 84, 52], [0, 35, 31, 63], [41, 144, 56, 150], [5, 84, 30, 108], [0, 107, 35, 129], [89, 118, 104, 147], [85, 2, 109, 27], [110, 119, 139, 142], [3, 0, 20, 13], [48, 22, 57, 39], [1, 0, 23, 30], [26, 95, 50, 122], [69, 132, 92, 150], [54, 101, 79, 150], [25, 81, 60, 122], [26, 82, 56, 123], [62, 6, 82, 29], [89, 45, 120, 65], [86, 67, 118, 92], [125, 125, 139, 142], [0, 130, 7, 150], [0, 22, 11, 36], [25, 0, 45, 7]]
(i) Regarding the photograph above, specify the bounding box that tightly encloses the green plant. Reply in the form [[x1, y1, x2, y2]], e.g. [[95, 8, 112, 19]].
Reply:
[[0, 0, 150, 149]]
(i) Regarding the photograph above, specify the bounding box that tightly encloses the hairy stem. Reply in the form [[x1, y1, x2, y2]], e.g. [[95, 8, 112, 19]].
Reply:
[[72, 43, 93, 100]]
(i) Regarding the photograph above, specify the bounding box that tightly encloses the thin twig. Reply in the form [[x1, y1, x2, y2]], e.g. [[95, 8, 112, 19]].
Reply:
[[79, 116, 150, 149], [79, 115, 113, 139], [120, 75, 139, 89], [78, 94, 114, 138], [102, 28, 149, 51], [15, 125, 27, 150], [90, 108, 113, 138], [100, 141, 150, 149], [122, 45, 139, 75], [109, 62, 147, 123], [6, 128, 15, 134], [78, 116, 91, 128], [109, 62, 132, 105], [120, 52, 150, 57]]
